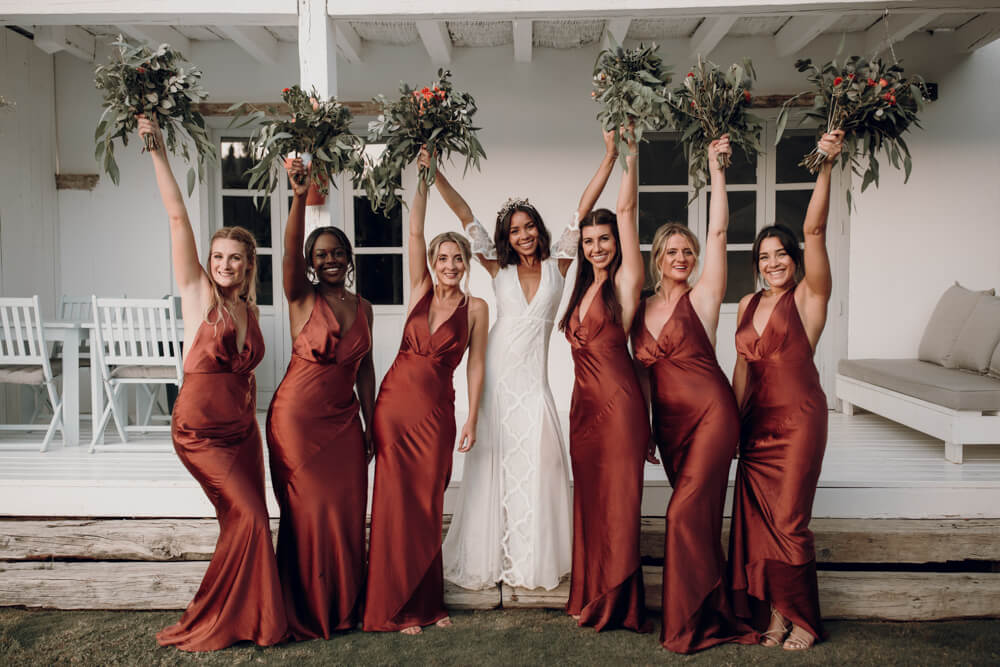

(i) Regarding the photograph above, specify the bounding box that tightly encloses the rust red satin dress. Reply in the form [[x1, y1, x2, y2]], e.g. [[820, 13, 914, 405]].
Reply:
[[564, 297, 648, 632], [631, 293, 757, 653], [158, 308, 287, 652], [364, 291, 469, 631], [729, 288, 828, 641], [266, 294, 371, 639]]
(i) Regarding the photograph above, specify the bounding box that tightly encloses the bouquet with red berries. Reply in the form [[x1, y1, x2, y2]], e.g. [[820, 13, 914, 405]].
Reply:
[[665, 57, 763, 197], [776, 56, 926, 195], [365, 69, 486, 213], [94, 36, 215, 194], [232, 85, 365, 201]]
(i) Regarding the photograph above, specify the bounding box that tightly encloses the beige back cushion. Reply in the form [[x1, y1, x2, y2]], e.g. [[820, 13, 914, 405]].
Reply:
[[990, 340, 1000, 380], [953, 294, 1000, 373], [918, 283, 995, 368]]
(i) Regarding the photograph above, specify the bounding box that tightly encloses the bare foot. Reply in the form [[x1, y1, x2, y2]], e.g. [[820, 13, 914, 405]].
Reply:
[[571, 614, 581, 621], [782, 624, 816, 650], [400, 625, 422, 635], [760, 607, 790, 647], [435, 617, 453, 628]]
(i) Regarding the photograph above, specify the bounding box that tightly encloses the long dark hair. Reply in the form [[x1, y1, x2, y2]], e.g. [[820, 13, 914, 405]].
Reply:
[[751, 224, 804, 287], [559, 208, 622, 331], [495, 203, 551, 267], [304, 226, 355, 287]]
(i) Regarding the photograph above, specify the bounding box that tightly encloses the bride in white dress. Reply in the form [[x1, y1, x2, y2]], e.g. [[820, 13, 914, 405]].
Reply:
[[431, 133, 619, 590]]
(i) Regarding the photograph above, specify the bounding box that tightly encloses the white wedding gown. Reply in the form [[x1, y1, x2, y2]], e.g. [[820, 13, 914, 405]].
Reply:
[[442, 231, 574, 591]]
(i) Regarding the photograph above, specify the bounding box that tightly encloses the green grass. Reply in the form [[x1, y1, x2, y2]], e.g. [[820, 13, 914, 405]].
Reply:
[[1, 608, 998, 666]]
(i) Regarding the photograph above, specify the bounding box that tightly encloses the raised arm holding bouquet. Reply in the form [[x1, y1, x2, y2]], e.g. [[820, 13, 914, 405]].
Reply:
[[366, 69, 486, 214], [232, 85, 365, 203], [666, 57, 763, 198], [776, 56, 926, 208], [95, 36, 216, 194]]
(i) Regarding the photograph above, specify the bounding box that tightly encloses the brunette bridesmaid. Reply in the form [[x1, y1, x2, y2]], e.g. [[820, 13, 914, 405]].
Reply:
[[140, 116, 287, 651], [631, 136, 758, 653], [363, 150, 488, 634], [728, 131, 844, 651], [558, 135, 649, 632], [266, 158, 376, 639]]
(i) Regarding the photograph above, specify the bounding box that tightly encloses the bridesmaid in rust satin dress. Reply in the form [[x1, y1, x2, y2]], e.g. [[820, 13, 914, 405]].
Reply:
[[364, 155, 488, 634], [140, 116, 287, 651], [266, 159, 376, 639], [558, 137, 649, 633], [631, 137, 756, 653], [728, 131, 844, 651]]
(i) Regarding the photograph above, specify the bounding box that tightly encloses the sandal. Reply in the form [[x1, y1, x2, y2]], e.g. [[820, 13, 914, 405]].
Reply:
[[760, 607, 791, 647], [782, 624, 816, 651]]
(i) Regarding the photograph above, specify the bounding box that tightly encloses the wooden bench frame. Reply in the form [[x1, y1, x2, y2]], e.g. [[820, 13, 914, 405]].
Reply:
[[836, 373, 1000, 464]]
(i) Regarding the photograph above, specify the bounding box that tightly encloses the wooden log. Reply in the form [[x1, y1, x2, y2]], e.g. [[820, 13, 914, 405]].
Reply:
[[54, 174, 100, 191], [0, 561, 500, 611]]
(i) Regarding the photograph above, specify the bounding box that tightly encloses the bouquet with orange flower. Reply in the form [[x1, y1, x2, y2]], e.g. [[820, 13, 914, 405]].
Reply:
[[365, 69, 486, 213], [776, 56, 926, 203]]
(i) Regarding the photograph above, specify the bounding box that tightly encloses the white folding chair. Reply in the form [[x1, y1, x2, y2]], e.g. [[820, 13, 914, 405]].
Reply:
[[89, 297, 183, 452], [0, 296, 64, 451]]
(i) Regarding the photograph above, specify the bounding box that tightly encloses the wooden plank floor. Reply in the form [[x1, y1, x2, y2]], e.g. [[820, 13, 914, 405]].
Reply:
[[1, 412, 998, 518]]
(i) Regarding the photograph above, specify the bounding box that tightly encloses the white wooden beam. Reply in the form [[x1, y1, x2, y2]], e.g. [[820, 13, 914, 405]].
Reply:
[[954, 12, 1000, 52], [601, 17, 631, 50], [689, 15, 737, 57], [415, 20, 452, 65], [215, 25, 278, 64], [116, 25, 190, 55], [774, 14, 840, 57], [512, 19, 532, 63], [865, 12, 942, 55], [334, 21, 363, 64], [33, 25, 96, 61], [0, 1, 298, 26]]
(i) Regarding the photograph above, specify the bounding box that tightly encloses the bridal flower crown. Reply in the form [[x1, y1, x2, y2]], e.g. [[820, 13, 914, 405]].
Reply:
[[496, 197, 534, 223]]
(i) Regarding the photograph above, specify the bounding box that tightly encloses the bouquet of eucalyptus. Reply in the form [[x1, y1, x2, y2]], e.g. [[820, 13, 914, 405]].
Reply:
[[94, 36, 215, 194], [665, 57, 763, 197], [231, 85, 365, 200], [0, 95, 12, 109], [591, 39, 672, 164], [366, 69, 486, 214], [776, 56, 925, 196]]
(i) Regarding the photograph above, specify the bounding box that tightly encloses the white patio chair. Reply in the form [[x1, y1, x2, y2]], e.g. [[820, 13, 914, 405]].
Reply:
[[89, 297, 182, 453], [0, 296, 64, 451]]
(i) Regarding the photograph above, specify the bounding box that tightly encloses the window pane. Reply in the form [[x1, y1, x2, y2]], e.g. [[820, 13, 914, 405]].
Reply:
[[724, 143, 757, 185], [354, 196, 402, 248], [357, 254, 403, 305], [706, 191, 756, 244], [776, 132, 818, 184], [223, 196, 272, 247], [725, 250, 756, 303], [639, 135, 687, 186], [221, 138, 253, 189], [775, 190, 811, 242], [256, 255, 273, 307], [638, 192, 688, 245]]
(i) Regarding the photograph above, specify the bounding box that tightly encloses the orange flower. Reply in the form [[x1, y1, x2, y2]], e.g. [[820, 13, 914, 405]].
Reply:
[[833, 76, 843, 86], [878, 78, 888, 87], [282, 87, 291, 93], [744, 90, 751, 102]]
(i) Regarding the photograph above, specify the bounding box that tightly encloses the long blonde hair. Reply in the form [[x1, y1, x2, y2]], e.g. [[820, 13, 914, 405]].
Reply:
[[204, 226, 258, 324], [427, 231, 472, 302], [649, 223, 700, 292]]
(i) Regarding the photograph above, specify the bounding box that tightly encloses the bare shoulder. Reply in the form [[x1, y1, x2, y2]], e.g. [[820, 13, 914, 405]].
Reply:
[[469, 296, 489, 318], [736, 292, 754, 318], [359, 296, 374, 321]]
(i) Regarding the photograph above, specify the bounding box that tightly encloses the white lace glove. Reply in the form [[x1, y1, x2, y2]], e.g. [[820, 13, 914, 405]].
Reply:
[[551, 211, 581, 260], [464, 218, 497, 260]]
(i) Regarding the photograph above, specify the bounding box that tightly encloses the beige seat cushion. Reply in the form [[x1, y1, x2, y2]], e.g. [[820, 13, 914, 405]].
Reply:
[[839, 358, 1000, 412], [990, 342, 1000, 380], [918, 283, 995, 368], [111, 365, 179, 379], [0, 360, 62, 385], [953, 294, 1000, 373]]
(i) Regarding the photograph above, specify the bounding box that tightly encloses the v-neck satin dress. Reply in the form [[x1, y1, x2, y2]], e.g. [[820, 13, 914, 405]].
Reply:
[[364, 290, 470, 631], [157, 308, 287, 652], [631, 293, 758, 653], [728, 288, 828, 641], [564, 296, 648, 632], [266, 294, 371, 639]]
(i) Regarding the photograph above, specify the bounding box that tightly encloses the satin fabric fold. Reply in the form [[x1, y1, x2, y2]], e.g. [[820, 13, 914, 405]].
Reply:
[[632, 293, 758, 653], [564, 297, 648, 632], [728, 289, 828, 641], [158, 311, 287, 652], [364, 291, 470, 631], [266, 295, 371, 639]]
